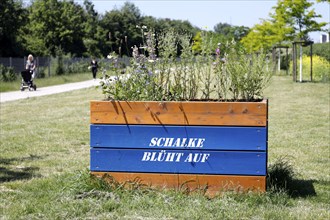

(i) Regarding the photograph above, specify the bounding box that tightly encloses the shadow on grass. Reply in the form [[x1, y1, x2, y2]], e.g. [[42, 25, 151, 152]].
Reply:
[[267, 157, 316, 198], [287, 179, 316, 198], [0, 154, 43, 182]]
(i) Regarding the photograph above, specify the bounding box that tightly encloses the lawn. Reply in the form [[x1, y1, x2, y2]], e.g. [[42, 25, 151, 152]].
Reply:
[[0, 75, 329, 219]]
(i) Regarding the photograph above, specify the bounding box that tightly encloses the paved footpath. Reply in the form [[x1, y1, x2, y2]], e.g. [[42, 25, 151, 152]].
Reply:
[[0, 79, 100, 103]]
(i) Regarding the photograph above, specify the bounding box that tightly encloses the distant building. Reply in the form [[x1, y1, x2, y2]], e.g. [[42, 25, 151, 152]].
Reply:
[[320, 33, 329, 43]]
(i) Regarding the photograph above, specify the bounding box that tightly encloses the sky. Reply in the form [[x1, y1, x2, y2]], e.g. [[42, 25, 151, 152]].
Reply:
[[85, 0, 330, 43]]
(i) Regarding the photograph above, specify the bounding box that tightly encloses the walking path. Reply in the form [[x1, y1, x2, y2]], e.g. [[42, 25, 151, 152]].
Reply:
[[0, 79, 100, 103]]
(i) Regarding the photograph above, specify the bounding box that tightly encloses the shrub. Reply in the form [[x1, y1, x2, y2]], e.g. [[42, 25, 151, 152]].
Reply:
[[100, 27, 273, 102], [65, 59, 90, 74], [303, 42, 330, 62], [0, 64, 17, 82], [267, 157, 295, 192], [290, 54, 330, 82]]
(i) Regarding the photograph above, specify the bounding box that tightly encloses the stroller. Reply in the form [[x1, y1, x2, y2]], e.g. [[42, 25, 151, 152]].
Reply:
[[20, 70, 37, 91]]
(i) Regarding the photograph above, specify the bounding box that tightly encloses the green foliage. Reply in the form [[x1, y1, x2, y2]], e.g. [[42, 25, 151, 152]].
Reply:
[[214, 22, 250, 41], [241, 20, 281, 53], [20, 0, 86, 56], [280, 0, 327, 40], [303, 42, 330, 61], [51, 54, 90, 76], [290, 54, 330, 82], [0, 0, 28, 56], [100, 29, 273, 101], [2, 0, 199, 57], [0, 64, 17, 82], [267, 157, 295, 192], [223, 42, 273, 100], [241, 0, 327, 52], [55, 48, 64, 75], [82, 0, 103, 57]]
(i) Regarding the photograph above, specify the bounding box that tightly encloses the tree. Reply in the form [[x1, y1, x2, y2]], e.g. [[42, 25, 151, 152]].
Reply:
[[60, 0, 86, 56], [21, 0, 86, 56], [214, 22, 232, 36], [101, 2, 143, 56], [241, 0, 327, 52], [214, 22, 249, 41], [278, 0, 327, 41], [0, 0, 27, 56], [241, 20, 281, 52], [83, 0, 104, 57]]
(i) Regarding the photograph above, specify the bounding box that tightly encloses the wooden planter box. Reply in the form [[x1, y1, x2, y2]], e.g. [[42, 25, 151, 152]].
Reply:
[[90, 100, 268, 196]]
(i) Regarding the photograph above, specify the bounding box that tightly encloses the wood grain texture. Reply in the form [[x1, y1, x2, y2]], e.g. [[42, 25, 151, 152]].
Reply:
[[91, 172, 266, 196], [90, 100, 268, 126]]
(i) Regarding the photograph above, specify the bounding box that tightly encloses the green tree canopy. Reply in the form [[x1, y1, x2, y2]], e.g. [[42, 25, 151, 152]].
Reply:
[[241, 0, 327, 52], [21, 0, 86, 56], [0, 0, 27, 56], [214, 22, 249, 41]]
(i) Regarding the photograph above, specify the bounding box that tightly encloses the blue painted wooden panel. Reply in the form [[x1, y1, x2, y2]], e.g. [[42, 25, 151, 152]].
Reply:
[[90, 125, 267, 151], [90, 149, 266, 175]]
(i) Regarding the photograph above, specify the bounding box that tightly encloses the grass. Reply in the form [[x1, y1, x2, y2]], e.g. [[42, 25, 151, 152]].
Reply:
[[0, 72, 93, 92], [0, 76, 329, 219]]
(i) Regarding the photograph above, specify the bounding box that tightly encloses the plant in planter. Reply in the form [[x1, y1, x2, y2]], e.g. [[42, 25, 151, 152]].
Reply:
[[91, 27, 272, 196]]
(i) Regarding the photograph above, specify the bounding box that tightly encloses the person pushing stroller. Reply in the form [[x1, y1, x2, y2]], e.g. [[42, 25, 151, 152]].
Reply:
[[20, 54, 37, 91], [26, 54, 36, 78]]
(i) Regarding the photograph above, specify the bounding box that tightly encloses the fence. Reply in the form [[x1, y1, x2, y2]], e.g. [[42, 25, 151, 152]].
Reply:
[[0, 57, 50, 78], [0, 56, 132, 78]]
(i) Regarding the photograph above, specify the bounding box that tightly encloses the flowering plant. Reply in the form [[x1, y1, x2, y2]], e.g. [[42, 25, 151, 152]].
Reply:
[[100, 26, 273, 102]]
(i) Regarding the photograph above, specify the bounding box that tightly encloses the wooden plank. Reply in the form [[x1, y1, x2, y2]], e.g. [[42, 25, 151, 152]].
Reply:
[[90, 125, 267, 151], [90, 100, 267, 126], [90, 149, 266, 175], [91, 172, 266, 195]]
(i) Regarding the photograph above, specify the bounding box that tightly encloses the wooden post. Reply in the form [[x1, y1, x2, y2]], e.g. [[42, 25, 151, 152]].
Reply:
[[292, 43, 296, 82], [286, 48, 289, 75], [299, 44, 303, 82], [48, 57, 51, 77], [310, 44, 313, 82], [278, 48, 281, 73], [272, 47, 276, 74]]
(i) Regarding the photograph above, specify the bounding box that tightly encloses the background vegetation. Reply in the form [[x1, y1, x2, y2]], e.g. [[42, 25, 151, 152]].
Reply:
[[1, 76, 329, 219], [289, 54, 330, 82], [1, 0, 328, 85], [1, 0, 328, 58], [1, 0, 249, 58], [101, 30, 273, 101], [303, 42, 330, 61]]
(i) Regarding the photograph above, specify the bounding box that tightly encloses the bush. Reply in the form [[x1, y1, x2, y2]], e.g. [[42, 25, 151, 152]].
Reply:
[[303, 42, 330, 62], [54, 47, 65, 75], [0, 64, 17, 82], [100, 28, 273, 102], [37, 66, 46, 78], [267, 157, 295, 192], [64, 58, 90, 74], [290, 55, 330, 82]]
